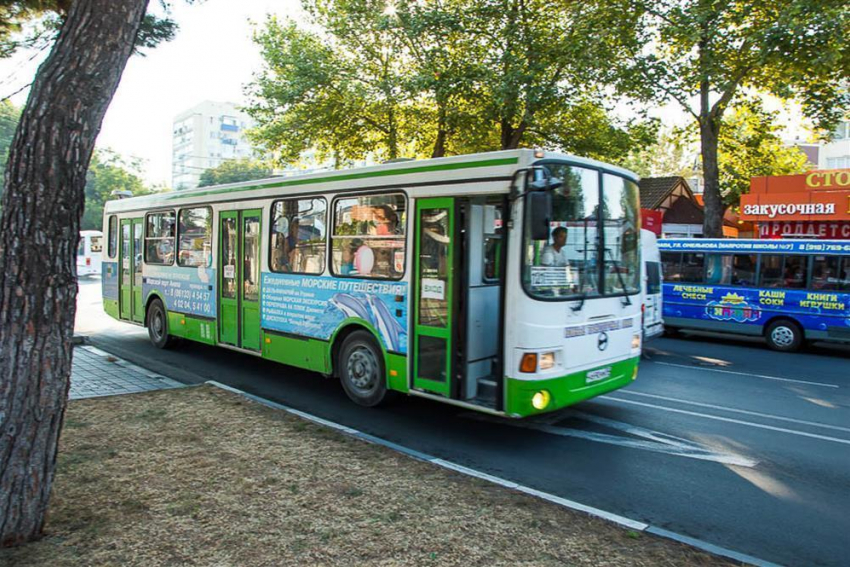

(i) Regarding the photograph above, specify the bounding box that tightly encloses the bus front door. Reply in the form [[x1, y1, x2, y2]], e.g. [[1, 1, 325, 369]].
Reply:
[[218, 209, 262, 351], [119, 218, 144, 323], [412, 198, 456, 397]]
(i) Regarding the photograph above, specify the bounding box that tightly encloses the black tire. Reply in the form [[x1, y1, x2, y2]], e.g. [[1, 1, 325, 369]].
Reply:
[[765, 319, 803, 352], [338, 331, 391, 407], [146, 299, 178, 349]]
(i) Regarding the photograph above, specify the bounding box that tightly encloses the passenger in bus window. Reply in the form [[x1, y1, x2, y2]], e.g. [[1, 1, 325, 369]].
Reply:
[[541, 226, 569, 267], [375, 205, 400, 236], [352, 239, 374, 276]]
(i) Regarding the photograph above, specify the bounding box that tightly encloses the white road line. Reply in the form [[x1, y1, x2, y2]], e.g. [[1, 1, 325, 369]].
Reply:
[[617, 390, 850, 434], [605, 396, 850, 446], [654, 361, 839, 388], [464, 412, 758, 467]]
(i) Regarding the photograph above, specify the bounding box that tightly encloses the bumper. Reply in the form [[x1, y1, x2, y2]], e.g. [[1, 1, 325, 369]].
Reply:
[[643, 322, 664, 342], [505, 356, 640, 417]]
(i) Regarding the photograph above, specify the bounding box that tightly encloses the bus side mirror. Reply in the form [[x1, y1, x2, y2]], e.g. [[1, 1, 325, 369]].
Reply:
[[528, 192, 552, 241]]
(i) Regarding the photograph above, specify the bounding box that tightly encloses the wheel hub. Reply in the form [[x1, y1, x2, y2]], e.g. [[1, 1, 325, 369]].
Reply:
[[347, 347, 377, 392], [771, 326, 794, 347]]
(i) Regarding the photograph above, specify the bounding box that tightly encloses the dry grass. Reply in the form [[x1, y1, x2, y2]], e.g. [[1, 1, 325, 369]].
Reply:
[[1, 386, 740, 566]]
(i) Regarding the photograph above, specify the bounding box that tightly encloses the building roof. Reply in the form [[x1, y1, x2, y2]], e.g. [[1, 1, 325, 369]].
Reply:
[[638, 176, 692, 210]]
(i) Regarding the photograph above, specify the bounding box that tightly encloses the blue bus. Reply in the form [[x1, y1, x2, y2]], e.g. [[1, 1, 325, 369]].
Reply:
[[659, 239, 850, 351]]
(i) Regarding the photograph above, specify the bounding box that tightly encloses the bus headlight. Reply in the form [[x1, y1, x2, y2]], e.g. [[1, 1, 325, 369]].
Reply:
[[538, 352, 556, 370], [631, 334, 641, 350], [531, 390, 551, 410]]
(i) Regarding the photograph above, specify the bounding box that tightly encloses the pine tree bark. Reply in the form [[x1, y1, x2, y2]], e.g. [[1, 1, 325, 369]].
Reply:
[[0, 0, 150, 546]]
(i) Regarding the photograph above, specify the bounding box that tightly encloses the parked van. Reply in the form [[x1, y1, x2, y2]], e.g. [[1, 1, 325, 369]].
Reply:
[[77, 230, 103, 277], [641, 229, 663, 341]]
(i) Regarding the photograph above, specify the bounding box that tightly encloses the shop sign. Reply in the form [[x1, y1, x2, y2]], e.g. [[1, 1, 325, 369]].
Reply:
[[759, 221, 850, 240]]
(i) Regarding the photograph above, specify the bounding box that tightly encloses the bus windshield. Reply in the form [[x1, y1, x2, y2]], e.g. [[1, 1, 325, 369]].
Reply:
[[523, 163, 640, 300]]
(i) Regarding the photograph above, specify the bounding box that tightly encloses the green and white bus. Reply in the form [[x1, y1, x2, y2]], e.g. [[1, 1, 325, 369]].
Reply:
[[102, 150, 642, 418]]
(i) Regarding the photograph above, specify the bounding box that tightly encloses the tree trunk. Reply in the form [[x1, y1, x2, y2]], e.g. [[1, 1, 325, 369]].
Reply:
[[0, 0, 150, 546], [699, 115, 724, 238], [431, 102, 447, 158]]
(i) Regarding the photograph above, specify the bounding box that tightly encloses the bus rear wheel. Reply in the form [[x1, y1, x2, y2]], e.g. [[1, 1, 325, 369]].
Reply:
[[147, 299, 178, 350], [765, 319, 803, 352], [338, 331, 390, 407]]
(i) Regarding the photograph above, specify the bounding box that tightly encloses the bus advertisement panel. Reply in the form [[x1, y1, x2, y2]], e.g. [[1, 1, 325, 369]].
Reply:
[[659, 239, 850, 351]]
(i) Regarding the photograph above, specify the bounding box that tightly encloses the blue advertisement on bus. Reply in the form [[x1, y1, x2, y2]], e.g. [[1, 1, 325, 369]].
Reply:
[[659, 239, 850, 254], [102, 261, 119, 300], [142, 264, 216, 319], [664, 284, 850, 332], [261, 273, 408, 354]]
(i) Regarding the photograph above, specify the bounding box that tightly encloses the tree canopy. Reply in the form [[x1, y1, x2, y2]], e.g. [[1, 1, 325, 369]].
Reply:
[[197, 158, 274, 187], [605, 0, 849, 235], [82, 150, 155, 229], [247, 0, 655, 167]]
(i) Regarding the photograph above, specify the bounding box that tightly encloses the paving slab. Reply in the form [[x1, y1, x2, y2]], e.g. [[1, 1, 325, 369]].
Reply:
[[70, 345, 183, 400]]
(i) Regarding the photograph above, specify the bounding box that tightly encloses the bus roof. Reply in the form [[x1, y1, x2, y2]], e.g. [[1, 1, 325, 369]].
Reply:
[[104, 149, 639, 214], [658, 238, 850, 255]]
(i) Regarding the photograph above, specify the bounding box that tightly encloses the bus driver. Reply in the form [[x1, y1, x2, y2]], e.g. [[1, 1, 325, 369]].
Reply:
[[541, 226, 569, 267]]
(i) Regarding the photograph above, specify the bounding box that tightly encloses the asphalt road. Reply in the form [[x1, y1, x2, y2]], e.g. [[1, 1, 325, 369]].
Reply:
[[75, 278, 850, 567]]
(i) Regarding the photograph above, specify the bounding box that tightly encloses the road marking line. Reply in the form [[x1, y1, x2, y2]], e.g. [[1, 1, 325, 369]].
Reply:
[[654, 361, 839, 388], [604, 396, 850, 446], [464, 412, 758, 467], [617, 390, 850, 434]]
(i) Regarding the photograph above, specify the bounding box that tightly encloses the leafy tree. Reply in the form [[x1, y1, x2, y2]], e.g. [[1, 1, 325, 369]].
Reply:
[[620, 126, 697, 180], [716, 101, 809, 209], [197, 158, 274, 188], [82, 150, 154, 229], [608, 0, 849, 237], [0, 0, 187, 546], [247, 0, 653, 166]]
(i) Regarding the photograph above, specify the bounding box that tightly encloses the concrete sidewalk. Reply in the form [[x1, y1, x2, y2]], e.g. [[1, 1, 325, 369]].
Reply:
[[70, 345, 183, 400]]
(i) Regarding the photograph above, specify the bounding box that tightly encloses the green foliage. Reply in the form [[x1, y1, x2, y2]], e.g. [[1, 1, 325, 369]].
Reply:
[[82, 150, 154, 230], [197, 158, 274, 188], [247, 0, 654, 167], [619, 127, 696, 180], [606, 0, 849, 235], [0, 100, 20, 171], [0, 1, 190, 59], [717, 102, 809, 208]]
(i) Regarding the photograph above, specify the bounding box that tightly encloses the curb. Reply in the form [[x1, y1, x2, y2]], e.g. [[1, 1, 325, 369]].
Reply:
[[205, 380, 782, 567]]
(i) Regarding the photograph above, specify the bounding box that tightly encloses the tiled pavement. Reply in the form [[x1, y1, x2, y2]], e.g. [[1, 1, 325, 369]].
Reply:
[[70, 345, 184, 400]]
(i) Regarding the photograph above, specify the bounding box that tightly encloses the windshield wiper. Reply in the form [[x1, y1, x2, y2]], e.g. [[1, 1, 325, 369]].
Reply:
[[604, 248, 632, 307]]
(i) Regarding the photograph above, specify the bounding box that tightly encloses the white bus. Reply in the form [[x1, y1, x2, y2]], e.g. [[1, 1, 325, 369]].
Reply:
[[102, 150, 642, 418], [77, 230, 103, 277], [640, 229, 664, 341]]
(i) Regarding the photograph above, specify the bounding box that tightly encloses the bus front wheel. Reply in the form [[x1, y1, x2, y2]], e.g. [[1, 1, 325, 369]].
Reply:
[[147, 299, 178, 350], [765, 320, 803, 353], [338, 331, 390, 407]]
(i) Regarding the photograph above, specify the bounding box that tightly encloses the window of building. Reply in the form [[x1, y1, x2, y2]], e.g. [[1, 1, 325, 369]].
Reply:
[[145, 211, 176, 265], [108, 215, 118, 258], [826, 156, 850, 169], [270, 198, 327, 274], [831, 121, 848, 141], [331, 193, 406, 279], [177, 207, 212, 267]]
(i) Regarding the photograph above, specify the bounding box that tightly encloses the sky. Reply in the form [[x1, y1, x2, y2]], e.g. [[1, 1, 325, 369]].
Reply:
[[0, 0, 304, 186]]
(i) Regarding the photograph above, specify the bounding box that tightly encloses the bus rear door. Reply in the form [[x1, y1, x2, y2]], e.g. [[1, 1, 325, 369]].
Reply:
[[119, 218, 144, 323]]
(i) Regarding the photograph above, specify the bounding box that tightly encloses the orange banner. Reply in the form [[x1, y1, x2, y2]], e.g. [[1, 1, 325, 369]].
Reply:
[[740, 190, 850, 221]]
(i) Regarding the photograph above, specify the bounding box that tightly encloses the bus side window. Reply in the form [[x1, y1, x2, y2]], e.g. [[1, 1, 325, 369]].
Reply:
[[731, 254, 756, 286], [760, 255, 783, 288], [811, 255, 840, 290], [705, 254, 732, 285], [660, 252, 682, 281], [782, 256, 806, 289], [108, 216, 118, 258], [680, 253, 706, 283]]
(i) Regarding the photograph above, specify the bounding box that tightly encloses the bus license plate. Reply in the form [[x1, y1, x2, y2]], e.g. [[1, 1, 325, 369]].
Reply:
[[586, 367, 611, 384]]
